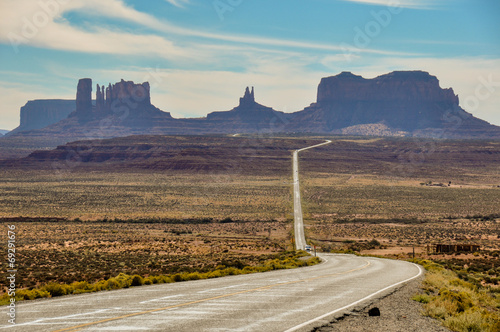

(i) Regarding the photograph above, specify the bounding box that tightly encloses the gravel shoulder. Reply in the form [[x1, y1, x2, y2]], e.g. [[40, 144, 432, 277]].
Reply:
[[311, 274, 452, 332]]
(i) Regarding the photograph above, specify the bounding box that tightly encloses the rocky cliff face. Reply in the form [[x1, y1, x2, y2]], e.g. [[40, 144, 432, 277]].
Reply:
[[75, 78, 92, 120], [11, 99, 75, 133], [5, 72, 500, 142], [317, 71, 458, 103], [74, 78, 171, 126], [207, 87, 292, 133], [287, 71, 498, 137]]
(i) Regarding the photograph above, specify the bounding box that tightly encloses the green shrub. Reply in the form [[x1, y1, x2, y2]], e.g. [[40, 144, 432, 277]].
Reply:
[[131, 275, 144, 286], [445, 310, 484, 332], [413, 259, 500, 332], [3, 250, 321, 306], [412, 293, 430, 304], [17, 289, 50, 301], [42, 283, 71, 297]]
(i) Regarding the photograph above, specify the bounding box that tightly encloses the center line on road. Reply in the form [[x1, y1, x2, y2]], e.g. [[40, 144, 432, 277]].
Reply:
[[139, 294, 183, 304], [52, 260, 370, 332]]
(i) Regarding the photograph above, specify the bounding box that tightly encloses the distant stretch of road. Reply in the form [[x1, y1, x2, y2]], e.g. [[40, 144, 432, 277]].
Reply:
[[0, 254, 422, 332], [0, 138, 425, 331], [293, 140, 332, 250]]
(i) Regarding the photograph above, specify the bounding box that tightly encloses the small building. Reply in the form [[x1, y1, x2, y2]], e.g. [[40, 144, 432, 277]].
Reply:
[[435, 244, 480, 253]]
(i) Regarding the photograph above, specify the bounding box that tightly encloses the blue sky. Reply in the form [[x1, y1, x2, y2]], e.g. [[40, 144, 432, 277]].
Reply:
[[1, 0, 499, 130]]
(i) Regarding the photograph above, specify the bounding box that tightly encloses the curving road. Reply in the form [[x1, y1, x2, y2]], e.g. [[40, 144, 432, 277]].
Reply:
[[293, 140, 332, 250], [0, 254, 422, 332], [0, 138, 425, 331]]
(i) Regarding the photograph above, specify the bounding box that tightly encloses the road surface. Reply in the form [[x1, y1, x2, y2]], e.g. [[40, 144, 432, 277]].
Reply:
[[293, 140, 332, 250], [1, 139, 425, 331], [0, 254, 422, 332]]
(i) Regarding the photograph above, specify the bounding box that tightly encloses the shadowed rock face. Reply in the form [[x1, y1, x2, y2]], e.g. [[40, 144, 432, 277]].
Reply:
[[103, 80, 152, 112], [317, 71, 458, 103], [8, 100, 75, 134], [76, 78, 92, 120], [5, 71, 500, 142], [207, 87, 293, 132], [73, 78, 172, 126], [287, 71, 497, 136]]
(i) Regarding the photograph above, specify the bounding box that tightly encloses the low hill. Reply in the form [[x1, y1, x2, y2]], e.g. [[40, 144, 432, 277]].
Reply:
[[0, 135, 324, 175]]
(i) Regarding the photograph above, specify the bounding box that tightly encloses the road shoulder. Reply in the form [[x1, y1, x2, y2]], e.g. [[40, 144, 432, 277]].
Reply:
[[311, 274, 451, 332]]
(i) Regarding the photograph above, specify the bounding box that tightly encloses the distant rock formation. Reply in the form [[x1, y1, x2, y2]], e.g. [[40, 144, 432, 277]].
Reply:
[[239, 86, 255, 107], [75, 78, 92, 121], [288, 71, 499, 138], [72, 78, 172, 126], [207, 87, 292, 132], [316, 71, 458, 104], [5, 71, 500, 142], [9, 99, 75, 134]]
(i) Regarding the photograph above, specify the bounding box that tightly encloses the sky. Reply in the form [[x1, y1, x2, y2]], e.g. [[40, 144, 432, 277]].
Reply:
[[0, 0, 499, 130]]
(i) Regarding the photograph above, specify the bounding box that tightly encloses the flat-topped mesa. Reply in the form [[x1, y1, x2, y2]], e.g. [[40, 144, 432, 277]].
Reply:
[[317, 70, 459, 104], [10, 99, 75, 133]]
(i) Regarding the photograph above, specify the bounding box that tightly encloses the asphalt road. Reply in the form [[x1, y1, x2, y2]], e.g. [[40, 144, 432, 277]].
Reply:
[[0, 254, 422, 332], [1, 139, 423, 331], [293, 140, 332, 250]]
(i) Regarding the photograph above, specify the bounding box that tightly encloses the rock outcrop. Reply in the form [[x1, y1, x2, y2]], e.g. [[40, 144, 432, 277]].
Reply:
[[316, 71, 458, 103], [287, 71, 499, 138], [75, 78, 93, 121], [207, 87, 292, 132], [73, 78, 172, 126], [10, 99, 75, 134], [5, 72, 500, 142]]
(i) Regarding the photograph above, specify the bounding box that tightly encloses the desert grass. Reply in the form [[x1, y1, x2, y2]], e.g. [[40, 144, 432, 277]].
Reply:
[[0, 220, 296, 294], [0, 171, 292, 220], [413, 259, 500, 332], [0, 251, 320, 305], [301, 174, 500, 220]]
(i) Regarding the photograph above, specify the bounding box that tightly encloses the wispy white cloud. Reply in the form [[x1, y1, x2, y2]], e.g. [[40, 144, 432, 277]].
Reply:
[[0, 0, 189, 58], [2, 0, 498, 131], [164, 0, 190, 7], [338, 0, 438, 9], [0, 0, 412, 61]]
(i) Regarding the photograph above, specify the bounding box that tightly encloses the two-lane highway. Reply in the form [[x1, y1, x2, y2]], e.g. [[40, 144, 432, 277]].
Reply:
[[293, 140, 332, 250], [0, 254, 422, 332], [0, 138, 425, 331]]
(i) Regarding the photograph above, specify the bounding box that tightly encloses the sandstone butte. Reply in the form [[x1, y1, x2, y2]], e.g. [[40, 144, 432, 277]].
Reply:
[[5, 71, 500, 140]]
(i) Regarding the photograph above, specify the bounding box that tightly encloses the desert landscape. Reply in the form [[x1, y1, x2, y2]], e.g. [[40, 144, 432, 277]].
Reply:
[[1, 1, 500, 331], [1, 135, 498, 288], [0, 134, 498, 330]]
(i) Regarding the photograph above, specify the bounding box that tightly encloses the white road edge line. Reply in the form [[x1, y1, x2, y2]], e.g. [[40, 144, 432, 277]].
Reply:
[[0, 308, 118, 329], [284, 262, 424, 332]]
